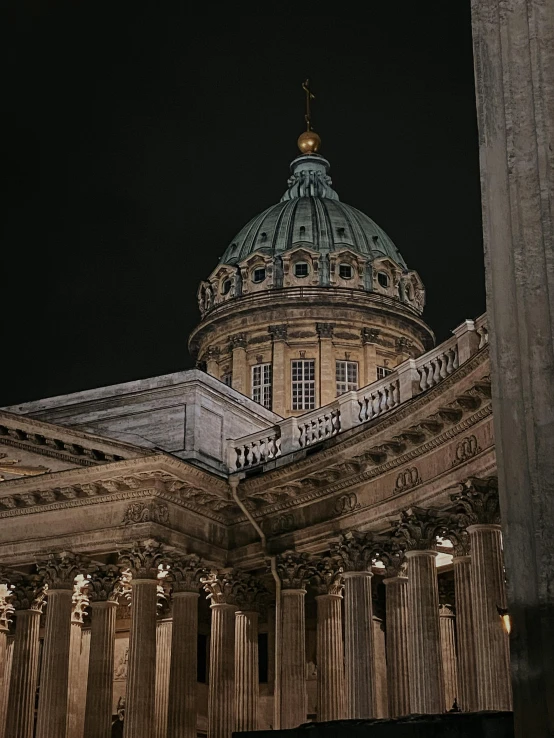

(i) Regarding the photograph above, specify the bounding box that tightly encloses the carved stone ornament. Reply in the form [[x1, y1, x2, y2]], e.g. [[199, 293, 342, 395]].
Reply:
[[201, 569, 245, 606], [268, 324, 288, 341], [316, 322, 335, 339], [330, 530, 379, 573], [361, 327, 380, 344], [450, 476, 500, 526], [375, 536, 407, 578], [439, 516, 471, 557], [122, 500, 169, 526], [5, 574, 47, 612], [232, 572, 269, 612], [334, 492, 359, 515], [451, 434, 481, 467], [229, 332, 247, 350], [167, 553, 208, 594], [87, 564, 126, 603], [71, 575, 90, 624], [393, 507, 445, 551], [0, 583, 15, 631], [36, 551, 86, 591], [312, 556, 343, 596], [275, 551, 316, 590], [118, 539, 169, 580], [395, 466, 421, 492]]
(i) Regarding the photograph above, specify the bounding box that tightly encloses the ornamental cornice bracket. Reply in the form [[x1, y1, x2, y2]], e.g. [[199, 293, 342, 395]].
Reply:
[[275, 551, 316, 590], [118, 538, 169, 580], [167, 553, 209, 594], [36, 551, 87, 591]]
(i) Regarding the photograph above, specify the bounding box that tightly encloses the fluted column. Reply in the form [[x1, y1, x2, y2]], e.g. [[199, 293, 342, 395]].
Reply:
[[0, 636, 13, 738], [155, 619, 173, 738], [276, 552, 314, 729], [451, 479, 511, 711], [313, 558, 345, 722], [36, 551, 84, 738], [469, 523, 512, 710], [395, 508, 445, 714], [203, 570, 240, 738], [119, 539, 167, 738], [439, 605, 458, 711], [331, 531, 378, 718], [384, 576, 410, 716], [0, 583, 14, 738], [4, 576, 45, 738], [235, 609, 259, 731], [67, 576, 89, 738], [167, 555, 206, 738], [83, 565, 125, 738]]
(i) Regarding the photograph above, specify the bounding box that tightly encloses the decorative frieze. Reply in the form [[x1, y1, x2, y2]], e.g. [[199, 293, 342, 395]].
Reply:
[[123, 500, 169, 525], [229, 332, 247, 350], [268, 324, 288, 341], [361, 327, 380, 344], [316, 322, 335, 339]]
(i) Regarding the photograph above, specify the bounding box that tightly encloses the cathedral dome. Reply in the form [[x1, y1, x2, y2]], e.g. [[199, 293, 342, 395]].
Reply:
[[219, 154, 407, 268]]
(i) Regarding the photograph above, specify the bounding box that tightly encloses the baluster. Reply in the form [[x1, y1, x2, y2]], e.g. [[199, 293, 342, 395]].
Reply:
[[235, 447, 242, 470], [358, 399, 366, 422], [386, 383, 395, 410], [391, 380, 399, 407], [418, 367, 427, 391], [379, 388, 388, 414], [275, 436, 282, 457], [425, 362, 434, 388], [438, 353, 448, 379], [371, 391, 380, 417], [298, 424, 305, 448], [432, 357, 440, 384], [452, 345, 459, 369], [445, 348, 454, 374]]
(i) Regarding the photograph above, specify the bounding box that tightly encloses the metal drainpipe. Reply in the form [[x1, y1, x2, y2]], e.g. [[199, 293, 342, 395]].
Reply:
[[229, 475, 281, 730]]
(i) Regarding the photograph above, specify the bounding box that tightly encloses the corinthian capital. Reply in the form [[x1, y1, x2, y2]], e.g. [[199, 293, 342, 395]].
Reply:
[[439, 517, 471, 557], [71, 575, 90, 624], [7, 575, 47, 612], [276, 551, 315, 590], [0, 584, 14, 631], [450, 476, 500, 526], [36, 551, 86, 590], [232, 571, 268, 612], [167, 554, 208, 594], [330, 530, 379, 572], [312, 556, 343, 596], [201, 569, 244, 606], [375, 536, 407, 578], [87, 564, 127, 603], [118, 539, 168, 580], [393, 507, 444, 551]]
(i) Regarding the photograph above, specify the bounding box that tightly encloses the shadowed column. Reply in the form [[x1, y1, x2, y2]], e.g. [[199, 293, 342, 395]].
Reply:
[[167, 554, 207, 738], [451, 479, 511, 710], [0, 577, 15, 738], [380, 539, 410, 717], [313, 557, 345, 722], [67, 576, 89, 738], [83, 565, 125, 738], [119, 539, 167, 738], [35, 552, 84, 738], [395, 508, 444, 714], [332, 531, 379, 718], [276, 552, 314, 729], [4, 576, 45, 738]]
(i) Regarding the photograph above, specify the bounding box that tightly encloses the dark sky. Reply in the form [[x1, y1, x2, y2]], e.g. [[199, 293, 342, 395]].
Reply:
[[2, 6, 485, 407]]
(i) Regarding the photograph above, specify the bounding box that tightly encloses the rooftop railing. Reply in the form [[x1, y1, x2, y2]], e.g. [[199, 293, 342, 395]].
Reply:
[[228, 315, 486, 471]]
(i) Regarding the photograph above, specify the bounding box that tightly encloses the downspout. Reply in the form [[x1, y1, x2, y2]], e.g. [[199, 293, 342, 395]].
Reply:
[[229, 475, 281, 730]]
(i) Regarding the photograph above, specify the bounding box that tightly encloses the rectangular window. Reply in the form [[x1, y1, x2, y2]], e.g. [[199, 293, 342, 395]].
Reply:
[[252, 363, 272, 409], [222, 372, 232, 387], [292, 359, 315, 410], [377, 365, 392, 379], [336, 360, 359, 396]]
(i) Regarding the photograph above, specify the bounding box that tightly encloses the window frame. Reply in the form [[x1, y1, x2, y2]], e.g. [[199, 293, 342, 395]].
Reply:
[[291, 359, 316, 410], [293, 261, 310, 278], [376, 365, 393, 379], [252, 267, 267, 283], [251, 363, 272, 409], [338, 263, 354, 280], [336, 360, 359, 396], [377, 271, 390, 288]]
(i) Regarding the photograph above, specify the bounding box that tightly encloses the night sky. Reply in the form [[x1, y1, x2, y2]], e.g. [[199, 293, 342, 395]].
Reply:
[[3, 6, 485, 407]]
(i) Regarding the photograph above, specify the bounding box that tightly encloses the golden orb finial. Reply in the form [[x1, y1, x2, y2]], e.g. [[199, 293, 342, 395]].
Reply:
[[298, 79, 321, 153], [297, 130, 322, 154]]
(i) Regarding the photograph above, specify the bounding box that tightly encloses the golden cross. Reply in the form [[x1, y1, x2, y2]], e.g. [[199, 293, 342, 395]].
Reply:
[[302, 78, 315, 131]]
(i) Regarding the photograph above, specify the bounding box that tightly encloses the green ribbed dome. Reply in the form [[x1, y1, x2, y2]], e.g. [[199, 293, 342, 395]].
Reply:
[[219, 154, 407, 269]]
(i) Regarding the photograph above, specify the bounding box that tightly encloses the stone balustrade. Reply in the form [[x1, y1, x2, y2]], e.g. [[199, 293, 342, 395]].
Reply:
[[228, 314, 488, 471]]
